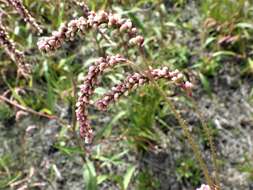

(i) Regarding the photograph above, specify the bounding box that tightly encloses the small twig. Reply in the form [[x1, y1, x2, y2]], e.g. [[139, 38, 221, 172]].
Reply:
[[98, 29, 117, 46], [0, 95, 57, 120]]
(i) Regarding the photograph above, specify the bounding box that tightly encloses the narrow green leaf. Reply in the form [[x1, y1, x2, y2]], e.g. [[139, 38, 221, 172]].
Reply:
[[123, 165, 136, 190], [199, 73, 212, 97], [204, 37, 216, 48], [83, 159, 98, 190], [236, 23, 253, 30], [97, 175, 108, 184], [127, 13, 145, 33], [212, 51, 237, 58]]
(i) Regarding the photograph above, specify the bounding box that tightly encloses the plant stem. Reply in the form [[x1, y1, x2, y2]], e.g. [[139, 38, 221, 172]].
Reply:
[[189, 97, 220, 190], [0, 95, 57, 120]]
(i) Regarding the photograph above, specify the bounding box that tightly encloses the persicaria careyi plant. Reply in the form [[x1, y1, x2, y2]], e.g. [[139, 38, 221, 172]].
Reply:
[[37, 4, 212, 185], [37, 3, 222, 189], [38, 3, 192, 143], [0, 0, 231, 189], [0, 1, 223, 189]]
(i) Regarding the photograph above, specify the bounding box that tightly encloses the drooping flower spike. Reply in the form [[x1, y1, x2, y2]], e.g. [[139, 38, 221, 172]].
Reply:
[[96, 67, 193, 111], [75, 55, 128, 143], [37, 8, 144, 52]]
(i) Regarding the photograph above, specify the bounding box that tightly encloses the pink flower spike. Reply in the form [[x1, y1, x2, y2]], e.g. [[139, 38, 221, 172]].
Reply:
[[76, 55, 128, 143]]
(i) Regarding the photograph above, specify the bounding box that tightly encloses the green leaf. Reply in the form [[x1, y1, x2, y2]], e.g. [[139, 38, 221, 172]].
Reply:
[[242, 58, 253, 75], [39, 108, 53, 115], [94, 87, 107, 95], [97, 175, 108, 184], [203, 37, 216, 48], [57, 2, 65, 27], [127, 13, 145, 33], [96, 111, 126, 140], [57, 55, 76, 70], [212, 51, 237, 58], [55, 145, 83, 156], [165, 22, 177, 27], [95, 150, 129, 167], [236, 23, 253, 30], [83, 159, 98, 190], [123, 165, 136, 190], [199, 72, 212, 97], [0, 102, 13, 121]]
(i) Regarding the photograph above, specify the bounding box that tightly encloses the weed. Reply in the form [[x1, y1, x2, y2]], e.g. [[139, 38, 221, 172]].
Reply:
[[176, 157, 202, 186]]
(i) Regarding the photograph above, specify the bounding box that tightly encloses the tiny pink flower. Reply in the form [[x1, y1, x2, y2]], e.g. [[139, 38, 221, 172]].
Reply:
[[196, 184, 211, 190]]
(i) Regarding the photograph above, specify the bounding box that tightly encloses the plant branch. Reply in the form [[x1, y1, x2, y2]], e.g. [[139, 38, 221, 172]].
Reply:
[[0, 95, 56, 120]]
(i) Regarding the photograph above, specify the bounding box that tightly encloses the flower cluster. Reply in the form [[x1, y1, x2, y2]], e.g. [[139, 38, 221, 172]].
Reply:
[[75, 55, 127, 143], [0, 23, 31, 77], [37, 6, 144, 52], [5, 0, 42, 34], [96, 67, 193, 111]]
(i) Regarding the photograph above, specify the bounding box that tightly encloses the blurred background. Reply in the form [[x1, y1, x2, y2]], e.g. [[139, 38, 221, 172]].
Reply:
[[0, 0, 253, 189]]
